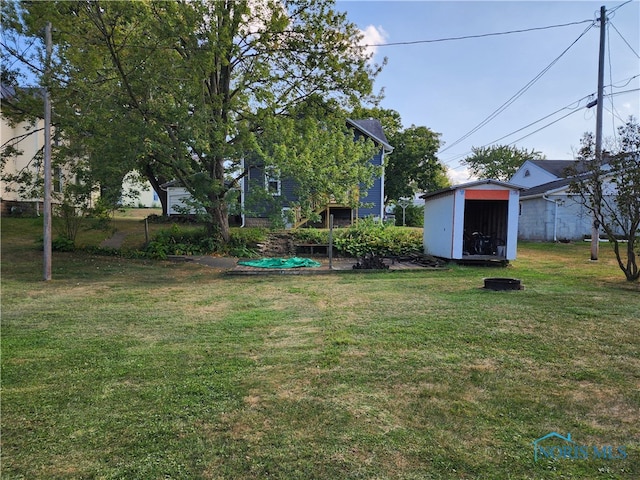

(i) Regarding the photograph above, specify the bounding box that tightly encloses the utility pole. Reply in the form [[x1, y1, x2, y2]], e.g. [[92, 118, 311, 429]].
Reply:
[[43, 22, 52, 281], [591, 5, 606, 261]]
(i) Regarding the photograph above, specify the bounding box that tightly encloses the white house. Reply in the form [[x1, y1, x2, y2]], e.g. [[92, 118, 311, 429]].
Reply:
[[510, 160, 596, 241]]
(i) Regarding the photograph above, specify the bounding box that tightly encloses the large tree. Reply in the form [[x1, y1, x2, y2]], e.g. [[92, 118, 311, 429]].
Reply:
[[385, 125, 448, 202], [570, 117, 640, 282], [3, 0, 382, 242], [462, 145, 545, 181]]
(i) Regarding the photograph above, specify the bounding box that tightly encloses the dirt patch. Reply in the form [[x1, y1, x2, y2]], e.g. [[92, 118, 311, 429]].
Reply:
[[100, 231, 128, 249]]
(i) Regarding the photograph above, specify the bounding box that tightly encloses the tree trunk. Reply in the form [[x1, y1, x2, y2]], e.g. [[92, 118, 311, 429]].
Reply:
[[209, 200, 230, 244], [143, 164, 168, 216]]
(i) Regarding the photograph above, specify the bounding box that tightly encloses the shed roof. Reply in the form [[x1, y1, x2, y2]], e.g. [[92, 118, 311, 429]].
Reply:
[[420, 179, 522, 201]]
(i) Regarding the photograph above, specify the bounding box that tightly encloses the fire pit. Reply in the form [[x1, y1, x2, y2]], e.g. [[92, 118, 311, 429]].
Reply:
[[483, 278, 523, 291]]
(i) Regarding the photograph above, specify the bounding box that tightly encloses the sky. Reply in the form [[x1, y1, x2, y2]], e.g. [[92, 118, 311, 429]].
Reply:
[[337, 0, 640, 184]]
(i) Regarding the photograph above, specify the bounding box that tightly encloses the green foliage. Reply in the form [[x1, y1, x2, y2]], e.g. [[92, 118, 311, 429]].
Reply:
[[225, 228, 268, 257], [243, 186, 289, 230], [257, 100, 380, 222], [51, 236, 75, 252], [290, 228, 330, 245], [142, 225, 267, 259], [392, 203, 424, 227], [386, 125, 448, 201], [462, 145, 544, 181], [6, 0, 382, 243], [351, 108, 448, 202], [144, 224, 219, 259], [333, 218, 422, 257]]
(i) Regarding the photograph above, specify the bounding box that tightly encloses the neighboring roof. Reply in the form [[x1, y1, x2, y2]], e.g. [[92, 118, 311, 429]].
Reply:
[[347, 118, 393, 152], [0, 83, 16, 100], [525, 159, 610, 178], [526, 159, 580, 178], [520, 177, 575, 198], [420, 179, 523, 200]]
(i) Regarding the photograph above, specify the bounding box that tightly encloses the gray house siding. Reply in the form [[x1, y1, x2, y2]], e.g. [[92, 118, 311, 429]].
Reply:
[[518, 194, 592, 241]]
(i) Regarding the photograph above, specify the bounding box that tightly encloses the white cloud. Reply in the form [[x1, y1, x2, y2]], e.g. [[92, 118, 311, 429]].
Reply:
[[447, 166, 476, 185], [359, 25, 388, 59]]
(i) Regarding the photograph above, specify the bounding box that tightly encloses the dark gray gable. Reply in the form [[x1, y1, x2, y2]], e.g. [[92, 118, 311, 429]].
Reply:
[[347, 118, 393, 152], [528, 160, 587, 178]]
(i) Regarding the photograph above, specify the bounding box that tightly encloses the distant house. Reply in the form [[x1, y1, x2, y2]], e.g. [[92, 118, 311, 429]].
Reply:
[[120, 171, 161, 208], [1, 84, 49, 215], [242, 118, 393, 228], [510, 160, 597, 241]]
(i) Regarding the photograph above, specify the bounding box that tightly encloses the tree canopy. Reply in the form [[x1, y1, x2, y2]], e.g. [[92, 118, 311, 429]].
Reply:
[[570, 116, 640, 281], [461, 145, 545, 181], [2, 0, 383, 242], [385, 125, 448, 202]]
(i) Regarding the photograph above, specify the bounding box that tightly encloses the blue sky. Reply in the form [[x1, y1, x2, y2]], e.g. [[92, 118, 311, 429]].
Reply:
[[337, 0, 640, 183]]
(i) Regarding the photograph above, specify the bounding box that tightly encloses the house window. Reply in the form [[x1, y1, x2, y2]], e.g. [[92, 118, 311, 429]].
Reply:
[[524, 169, 530, 177], [265, 167, 281, 196], [53, 166, 63, 193]]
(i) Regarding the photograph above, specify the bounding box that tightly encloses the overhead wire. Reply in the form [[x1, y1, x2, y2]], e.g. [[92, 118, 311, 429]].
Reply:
[[441, 87, 639, 168], [609, 20, 640, 59], [360, 19, 595, 47], [606, 23, 620, 145], [438, 20, 596, 155]]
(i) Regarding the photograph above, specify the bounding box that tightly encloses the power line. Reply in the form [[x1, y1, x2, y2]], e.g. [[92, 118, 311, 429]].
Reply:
[[441, 88, 639, 167], [609, 0, 634, 14], [609, 20, 640, 59], [361, 19, 595, 47], [439, 21, 596, 155]]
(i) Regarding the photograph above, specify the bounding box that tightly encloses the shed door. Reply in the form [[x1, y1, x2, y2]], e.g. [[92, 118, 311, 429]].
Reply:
[[463, 197, 509, 256]]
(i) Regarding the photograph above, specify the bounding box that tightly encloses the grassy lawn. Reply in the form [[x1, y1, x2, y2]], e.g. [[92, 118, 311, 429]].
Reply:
[[2, 216, 639, 479]]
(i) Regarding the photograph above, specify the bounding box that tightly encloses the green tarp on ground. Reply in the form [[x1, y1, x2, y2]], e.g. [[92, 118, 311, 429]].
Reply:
[[237, 257, 322, 269]]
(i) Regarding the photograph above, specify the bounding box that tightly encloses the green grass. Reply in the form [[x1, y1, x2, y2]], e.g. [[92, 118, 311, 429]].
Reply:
[[2, 217, 639, 479]]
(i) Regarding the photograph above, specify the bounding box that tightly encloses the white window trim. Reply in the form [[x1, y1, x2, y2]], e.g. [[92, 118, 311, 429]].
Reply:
[[265, 167, 281, 196]]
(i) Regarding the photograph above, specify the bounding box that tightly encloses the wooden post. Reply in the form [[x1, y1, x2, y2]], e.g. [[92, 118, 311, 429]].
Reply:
[[591, 5, 606, 261], [329, 214, 334, 270], [43, 22, 52, 281]]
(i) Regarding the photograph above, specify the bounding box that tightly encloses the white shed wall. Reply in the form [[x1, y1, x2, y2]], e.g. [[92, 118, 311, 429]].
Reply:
[[506, 190, 520, 259], [423, 193, 455, 258]]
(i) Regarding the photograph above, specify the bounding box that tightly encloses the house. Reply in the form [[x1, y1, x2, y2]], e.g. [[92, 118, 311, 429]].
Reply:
[[421, 180, 522, 261], [1, 84, 49, 215], [241, 118, 393, 228], [120, 171, 161, 208], [510, 160, 598, 241], [1, 84, 98, 216]]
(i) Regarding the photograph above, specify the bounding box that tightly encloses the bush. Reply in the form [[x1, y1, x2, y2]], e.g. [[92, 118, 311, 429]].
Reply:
[[224, 228, 268, 257], [290, 228, 329, 245], [52, 236, 75, 252], [333, 218, 422, 258], [392, 203, 424, 227], [143, 224, 219, 259], [142, 225, 268, 259]]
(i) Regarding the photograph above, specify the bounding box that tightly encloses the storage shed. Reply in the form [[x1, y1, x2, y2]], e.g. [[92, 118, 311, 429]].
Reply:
[[421, 180, 522, 261]]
